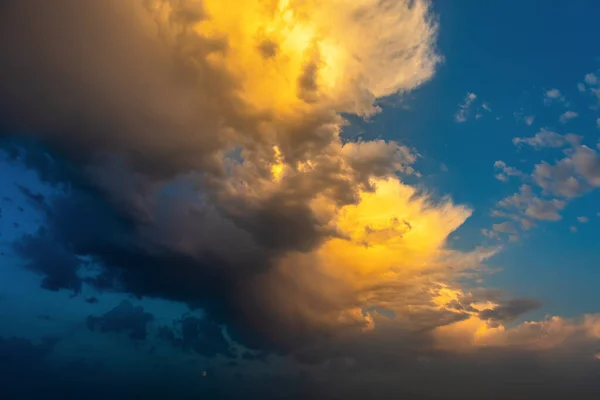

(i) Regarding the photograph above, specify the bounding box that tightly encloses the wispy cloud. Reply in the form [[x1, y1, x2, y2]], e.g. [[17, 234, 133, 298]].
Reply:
[[494, 160, 523, 182], [513, 128, 578, 150], [455, 92, 477, 122], [514, 110, 535, 126], [577, 216, 589, 223]]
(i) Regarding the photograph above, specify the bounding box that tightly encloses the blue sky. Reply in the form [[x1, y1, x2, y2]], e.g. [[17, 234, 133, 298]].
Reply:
[[2, 1, 600, 398]]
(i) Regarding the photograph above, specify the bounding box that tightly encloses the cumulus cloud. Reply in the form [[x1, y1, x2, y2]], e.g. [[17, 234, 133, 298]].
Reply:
[[5, 5, 600, 397], [577, 216, 589, 223], [531, 144, 600, 200], [0, 0, 496, 358], [559, 110, 579, 124], [497, 185, 566, 221], [544, 88, 567, 105], [532, 159, 588, 198]]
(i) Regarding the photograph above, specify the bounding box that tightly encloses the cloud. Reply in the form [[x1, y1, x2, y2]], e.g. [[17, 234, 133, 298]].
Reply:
[[87, 300, 154, 341], [478, 298, 541, 325], [524, 115, 535, 126], [512, 128, 577, 150], [559, 110, 578, 124], [481, 228, 499, 240], [453, 93, 492, 123], [455, 92, 477, 122], [597, 118, 600, 129], [578, 71, 600, 108], [493, 160, 523, 182], [157, 313, 236, 358], [585, 73, 598, 85], [0, 0, 496, 358], [4, 3, 600, 396], [0, 336, 59, 370], [570, 226, 578, 233], [545, 88, 562, 99], [526, 142, 600, 200], [532, 159, 587, 198], [12, 229, 83, 293], [492, 222, 517, 234], [577, 216, 589, 223], [497, 185, 566, 221], [544, 88, 568, 106], [513, 110, 535, 126]]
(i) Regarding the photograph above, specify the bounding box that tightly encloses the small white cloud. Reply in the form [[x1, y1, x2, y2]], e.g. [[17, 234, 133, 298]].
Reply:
[[513, 128, 572, 150], [495, 173, 508, 182], [578, 82, 586, 92], [559, 110, 578, 124], [546, 89, 562, 99], [570, 225, 578, 233], [481, 228, 499, 240], [524, 115, 535, 126], [497, 185, 566, 221], [493, 221, 517, 233], [544, 88, 567, 106], [585, 73, 598, 85], [513, 111, 535, 126], [596, 118, 600, 129], [521, 219, 534, 230], [455, 92, 477, 123], [455, 94, 492, 122], [494, 160, 523, 182], [577, 216, 589, 223]]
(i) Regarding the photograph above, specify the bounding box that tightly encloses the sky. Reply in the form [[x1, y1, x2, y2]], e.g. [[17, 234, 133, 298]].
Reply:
[[1, 0, 600, 399]]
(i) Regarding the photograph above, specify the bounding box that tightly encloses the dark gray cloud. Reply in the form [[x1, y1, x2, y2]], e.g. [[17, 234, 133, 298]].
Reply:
[[0, 336, 58, 370], [87, 300, 154, 341], [479, 298, 542, 325], [157, 314, 236, 358], [17, 184, 46, 207], [13, 229, 82, 293]]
